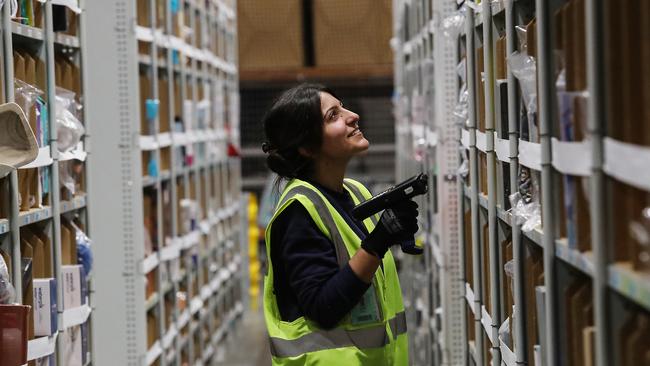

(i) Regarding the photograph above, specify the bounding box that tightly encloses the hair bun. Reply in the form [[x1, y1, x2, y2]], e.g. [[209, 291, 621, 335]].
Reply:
[[266, 152, 296, 178]]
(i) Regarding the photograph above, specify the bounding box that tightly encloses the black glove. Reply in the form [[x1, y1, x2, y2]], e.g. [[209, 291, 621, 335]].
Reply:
[[360, 200, 419, 259]]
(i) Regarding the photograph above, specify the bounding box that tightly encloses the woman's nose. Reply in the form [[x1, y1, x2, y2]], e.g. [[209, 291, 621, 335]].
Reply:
[[345, 110, 360, 124]]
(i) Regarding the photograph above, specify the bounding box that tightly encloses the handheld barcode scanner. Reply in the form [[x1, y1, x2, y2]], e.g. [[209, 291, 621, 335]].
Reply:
[[351, 173, 429, 254]]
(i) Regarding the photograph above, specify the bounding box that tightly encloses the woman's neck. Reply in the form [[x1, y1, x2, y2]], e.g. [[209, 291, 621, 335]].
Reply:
[[310, 158, 347, 192]]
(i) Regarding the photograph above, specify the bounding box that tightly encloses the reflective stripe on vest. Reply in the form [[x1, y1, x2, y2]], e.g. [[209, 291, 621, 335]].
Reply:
[[268, 312, 407, 358], [342, 180, 379, 227], [269, 323, 389, 358], [277, 186, 351, 267], [389, 311, 407, 336]]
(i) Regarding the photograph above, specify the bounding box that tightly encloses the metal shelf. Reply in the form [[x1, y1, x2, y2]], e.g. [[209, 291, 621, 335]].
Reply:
[[61, 195, 87, 214], [609, 263, 650, 311], [11, 21, 44, 41], [18, 206, 53, 227], [146, 293, 160, 312], [54, 32, 80, 48]]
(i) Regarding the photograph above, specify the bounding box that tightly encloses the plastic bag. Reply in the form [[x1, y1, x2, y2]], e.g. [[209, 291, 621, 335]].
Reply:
[[0, 254, 15, 304], [509, 192, 541, 232], [441, 8, 466, 39], [55, 88, 85, 152], [508, 51, 537, 114], [15, 79, 44, 125]]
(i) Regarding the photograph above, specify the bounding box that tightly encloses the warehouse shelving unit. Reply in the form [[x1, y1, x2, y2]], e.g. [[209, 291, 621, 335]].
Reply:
[[393, 0, 464, 365], [85, 0, 243, 365], [0, 0, 93, 364], [395, 0, 650, 365]]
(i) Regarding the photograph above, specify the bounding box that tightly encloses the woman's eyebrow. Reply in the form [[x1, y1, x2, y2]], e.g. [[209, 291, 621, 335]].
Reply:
[[325, 105, 338, 116]]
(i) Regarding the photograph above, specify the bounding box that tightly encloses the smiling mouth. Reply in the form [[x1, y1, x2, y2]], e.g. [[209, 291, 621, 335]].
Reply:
[[348, 128, 361, 137]]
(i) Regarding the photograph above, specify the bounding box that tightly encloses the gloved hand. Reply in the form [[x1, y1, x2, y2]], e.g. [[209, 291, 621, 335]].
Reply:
[[360, 200, 419, 259]]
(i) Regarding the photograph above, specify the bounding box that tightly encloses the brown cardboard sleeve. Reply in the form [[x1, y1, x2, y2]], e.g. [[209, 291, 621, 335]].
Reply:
[[495, 36, 507, 80], [137, 0, 149, 27], [13, 52, 26, 81], [35, 230, 53, 277], [60, 222, 73, 265], [158, 76, 170, 132]]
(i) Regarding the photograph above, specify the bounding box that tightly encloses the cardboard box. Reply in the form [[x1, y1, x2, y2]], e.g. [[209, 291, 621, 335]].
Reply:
[[32, 278, 57, 336], [313, 0, 392, 67], [237, 0, 304, 70], [62, 325, 83, 366], [61, 265, 84, 309]]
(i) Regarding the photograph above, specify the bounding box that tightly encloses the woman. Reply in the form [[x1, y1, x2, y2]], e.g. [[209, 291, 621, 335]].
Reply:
[[261, 83, 419, 365]]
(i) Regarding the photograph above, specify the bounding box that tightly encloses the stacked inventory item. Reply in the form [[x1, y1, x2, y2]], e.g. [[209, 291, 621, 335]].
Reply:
[[86, 0, 243, 365], [394, 0, 650, 365], [0, 1, 93, 365]]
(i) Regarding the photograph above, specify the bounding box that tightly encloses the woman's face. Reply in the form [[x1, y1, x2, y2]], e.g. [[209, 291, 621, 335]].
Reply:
[[316, 92, 369, 160]]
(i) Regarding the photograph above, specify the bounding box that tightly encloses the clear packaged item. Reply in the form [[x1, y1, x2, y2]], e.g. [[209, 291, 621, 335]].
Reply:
[[509, 191, 541, 233], [55, 88, 85, 152], [14, 79, 43, 125], [441, 8, 465, 39], [508, 51, 538, 115]]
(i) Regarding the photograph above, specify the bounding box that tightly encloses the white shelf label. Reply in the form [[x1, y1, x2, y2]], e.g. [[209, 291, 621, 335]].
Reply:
[[476, 131, 487, 152], [481, 306, 494, 345], [62, 304, 92, 329], [135, 26, 154, 42], [142, 253, 159, 274], [518, 139, 542, 171], [59, 148, 87, 162], [171, 132, 189, 146], [499, 337, 517, 366], [139, 135, 158, 151], [427, 128, 438, 147], [177, 310, 190, 329], [603, 137, 650, 191], [162, 325, 178, 349], [146, 341, 162, 366], [190, 297, 203, 315], [183, 231, 200, 249], [200, 285, 212, 301], [461, 129, 470, 149], [495, 137, 510, 162], [158, 132, 172, 147], [551, 138, 591, 176], [465, 283, 475, 315], [160, 243, 181, 262], [27, 333, 58, 361]]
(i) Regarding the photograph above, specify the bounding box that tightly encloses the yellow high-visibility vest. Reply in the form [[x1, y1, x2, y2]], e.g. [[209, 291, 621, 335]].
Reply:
[[263, 178, 409, 366]]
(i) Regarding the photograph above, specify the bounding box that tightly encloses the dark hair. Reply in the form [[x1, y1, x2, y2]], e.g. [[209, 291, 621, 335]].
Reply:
[[262, 83, 337, 180]]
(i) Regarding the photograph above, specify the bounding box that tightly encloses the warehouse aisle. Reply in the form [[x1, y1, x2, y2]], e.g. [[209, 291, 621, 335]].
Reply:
[[215, 302, 271, 366]]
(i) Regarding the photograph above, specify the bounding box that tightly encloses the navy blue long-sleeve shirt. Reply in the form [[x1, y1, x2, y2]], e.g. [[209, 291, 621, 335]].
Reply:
[[269, 182, 374, 329]]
